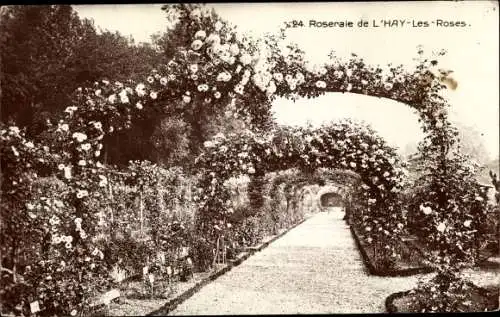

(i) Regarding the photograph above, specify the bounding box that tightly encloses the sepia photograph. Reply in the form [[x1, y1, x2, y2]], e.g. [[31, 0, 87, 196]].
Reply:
[[1, 1, 499, 315]]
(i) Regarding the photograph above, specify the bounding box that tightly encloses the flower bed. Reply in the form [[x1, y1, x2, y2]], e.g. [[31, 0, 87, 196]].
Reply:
[[349, 221, 433, 276], [95, 215, 309, 316], [385, 279, 499, 313]]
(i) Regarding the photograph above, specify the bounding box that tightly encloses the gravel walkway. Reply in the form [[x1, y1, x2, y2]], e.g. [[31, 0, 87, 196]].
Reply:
[[169, 210, 423, 314]]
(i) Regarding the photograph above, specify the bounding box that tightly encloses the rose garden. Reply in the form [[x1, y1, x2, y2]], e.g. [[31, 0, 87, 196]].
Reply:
[[1, 4, 499, 316]]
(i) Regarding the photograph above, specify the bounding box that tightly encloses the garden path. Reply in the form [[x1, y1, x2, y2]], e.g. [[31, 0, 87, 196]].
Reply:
[[169, 210, 423, 314]]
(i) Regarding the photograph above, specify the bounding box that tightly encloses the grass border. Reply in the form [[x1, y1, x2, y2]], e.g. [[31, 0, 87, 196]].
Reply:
[[145, 216, 309, 316]]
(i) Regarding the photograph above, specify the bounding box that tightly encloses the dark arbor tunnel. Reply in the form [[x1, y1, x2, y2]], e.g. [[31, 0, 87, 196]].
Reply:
[[320, 192, 345, 208]]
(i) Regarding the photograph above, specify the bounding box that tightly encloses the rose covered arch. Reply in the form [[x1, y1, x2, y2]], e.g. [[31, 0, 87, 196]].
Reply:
[[193, 119, 408, 252], [1, 4, 473, 315]]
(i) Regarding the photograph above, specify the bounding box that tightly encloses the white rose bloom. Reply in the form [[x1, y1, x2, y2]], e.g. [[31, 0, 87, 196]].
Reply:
[[119, 89, 129, 104], [436, 222, 446, 233], [242, 69, 251, 78], [49, 215, 60, 226], [64, 166, 72, 179], [229, 43, 240, 56], [194, 30, 206, 40], [136, 102, 143, 110], [266, 81, 277, 95], [150, 91, 158, 100], [8, 126, 20, 135], [206, 33, 221, 45], [135, 83, 146, 97], [216, 72, 228, 81], [273, 73, 283, 82], [108, 94, 116, 104], [234, 84, 244, 95], [64, 106, 77, 115], [98, 175, 108, 187], [191, 39, 203, 51], [72, 132, 87, 143], [81, 143, 91, 151], [464, 220, 472, 228], [296, 72, 305, 82], [76, 189, 88, 199], [78, 160, 86, 166], [204, 141, 214, 148], [239, 53, 252, 65], [214, 21, 223, 31], [190, 64, 199, 73], [420, 204, 433, 215], [183, 95, 191, 103], [92, 122, 102, 130], [315, 80, 326, 88], [160, 77, 168, 85]]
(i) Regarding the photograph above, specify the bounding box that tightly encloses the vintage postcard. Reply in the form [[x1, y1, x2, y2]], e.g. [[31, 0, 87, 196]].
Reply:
[[1, 2, 498, 316]]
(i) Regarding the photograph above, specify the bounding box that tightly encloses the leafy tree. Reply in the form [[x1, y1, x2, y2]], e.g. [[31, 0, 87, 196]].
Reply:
[[1, 5, 95, 134], [1, 6, 164, 129]]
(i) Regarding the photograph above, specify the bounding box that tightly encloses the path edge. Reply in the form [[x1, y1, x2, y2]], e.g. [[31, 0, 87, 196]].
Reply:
[[146, 215, 310, 316]]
